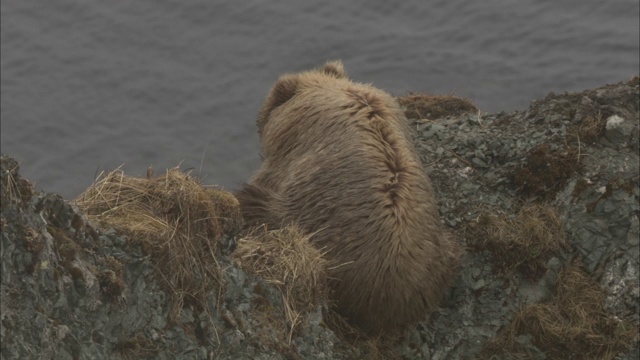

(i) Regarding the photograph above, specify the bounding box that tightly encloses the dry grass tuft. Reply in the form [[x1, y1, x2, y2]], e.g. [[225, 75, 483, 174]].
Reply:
[[232, 223, 421, 357], [473, 204, 567, 278], [0, 156, 35, 207], [114, 332, 161, 359], [75, 167, 242, 321], [513, 143, 581, 199], [324, 310, 400, 359], [1, 160, 19, 205], [571, 111, 607, 145], [480, 261, 638, 359], [355, 336, 399, 360], [396, 93, 478, 120], [233, 225, 329, 340]]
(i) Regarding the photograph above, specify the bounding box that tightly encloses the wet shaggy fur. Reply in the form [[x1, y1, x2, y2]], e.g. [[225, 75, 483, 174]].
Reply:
[[237, 61, 460, 333]]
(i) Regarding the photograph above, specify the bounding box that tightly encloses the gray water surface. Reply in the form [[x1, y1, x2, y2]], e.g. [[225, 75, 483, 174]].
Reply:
[[2, 0, 638, 198]]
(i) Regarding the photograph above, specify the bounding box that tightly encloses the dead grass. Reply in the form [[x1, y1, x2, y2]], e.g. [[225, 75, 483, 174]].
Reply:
[[396, 93, 478, 120], [232, 225, 412, 357], [0, 159, 19, 204], [480, 261, 638, 359], [233, 225, 328, 341], [114, 332, 161, 359], [74, 167, 242, 321], [570, 111, 607, 145], [473, 204, 567, 279], [324, 311, 400, 359], [513, 143, 581, 199], [355, 336, 400, 360], [0, 156, 34, 207]]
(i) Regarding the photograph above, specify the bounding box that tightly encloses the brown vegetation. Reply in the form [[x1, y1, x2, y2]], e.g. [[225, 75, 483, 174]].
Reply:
[[480, 261, 638, 359], [396, 93, 478, 120], [570, 111, 607, 145], [234, 231, 395, 358], [114, 332, 161, 359], [513, 143, 581, 199], [472, 204, 567, 279], [0, 155, 35, 207], [233, 225, 328, 341], [75, 167, 242, 321]]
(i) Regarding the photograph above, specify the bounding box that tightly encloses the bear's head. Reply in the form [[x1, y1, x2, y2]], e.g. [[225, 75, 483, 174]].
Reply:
[[257, 60, 347, 135]]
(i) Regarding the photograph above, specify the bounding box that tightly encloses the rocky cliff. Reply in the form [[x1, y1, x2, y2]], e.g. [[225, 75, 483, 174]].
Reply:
[[1, 76, 638, 359]]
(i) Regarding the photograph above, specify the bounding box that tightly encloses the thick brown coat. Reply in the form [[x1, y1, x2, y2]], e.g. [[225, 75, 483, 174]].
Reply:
[[237, 61, 459, 333]]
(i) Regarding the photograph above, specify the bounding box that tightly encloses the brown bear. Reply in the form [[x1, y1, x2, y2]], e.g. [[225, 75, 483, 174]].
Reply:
[[236, 60, 460, 334]]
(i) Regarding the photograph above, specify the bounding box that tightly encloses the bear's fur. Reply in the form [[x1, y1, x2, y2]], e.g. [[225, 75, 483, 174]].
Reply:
[[236, 61, 460, 333]]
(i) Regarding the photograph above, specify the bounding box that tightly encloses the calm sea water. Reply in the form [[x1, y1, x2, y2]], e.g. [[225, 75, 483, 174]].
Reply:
[[2, 0, 638, 199]]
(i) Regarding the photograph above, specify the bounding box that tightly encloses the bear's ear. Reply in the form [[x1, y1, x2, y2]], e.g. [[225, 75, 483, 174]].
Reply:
[[258, 74, 299, 134], [319, 60, 347, 79]]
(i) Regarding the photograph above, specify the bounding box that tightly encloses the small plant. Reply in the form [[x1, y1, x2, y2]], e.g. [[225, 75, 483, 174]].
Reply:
[[234, 225, 328, 340], [480, 261, 638, 359], [513, 143, 581, 199], [396, 93, 478, 120], [97, 269, 125, 302], [75, 167, 242, 321], [472, 204, 567, 279], [114, 332, 161, 359]]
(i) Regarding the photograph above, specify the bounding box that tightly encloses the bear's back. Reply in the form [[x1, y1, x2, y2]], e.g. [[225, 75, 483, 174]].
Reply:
[[238, 61, 460, 333]]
